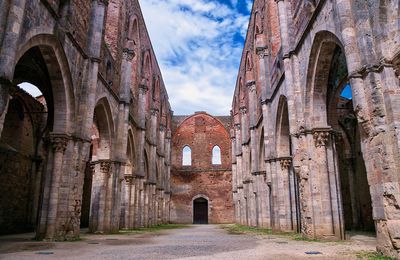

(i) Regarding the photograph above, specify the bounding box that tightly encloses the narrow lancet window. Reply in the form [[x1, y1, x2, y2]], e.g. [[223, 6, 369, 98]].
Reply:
[[182, 146, 192, 166], [212, 146, 221, 165]]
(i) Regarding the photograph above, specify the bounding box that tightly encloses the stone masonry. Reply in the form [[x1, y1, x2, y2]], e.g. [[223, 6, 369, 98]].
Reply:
[[231, 0, 400, 258], [170, 112, 234, 224], [0, 0, 172, 240]]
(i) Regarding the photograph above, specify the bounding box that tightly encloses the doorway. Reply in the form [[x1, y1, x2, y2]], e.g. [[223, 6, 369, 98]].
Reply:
[[193, 197, 208, 224]]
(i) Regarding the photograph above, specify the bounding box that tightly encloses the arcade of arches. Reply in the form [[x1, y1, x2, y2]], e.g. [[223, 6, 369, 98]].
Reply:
[[0, 0, 399, 259]]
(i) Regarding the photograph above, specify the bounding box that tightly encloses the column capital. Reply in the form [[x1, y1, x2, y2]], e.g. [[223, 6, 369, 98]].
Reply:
[[94, 0, 109, 6], [138, 84, 148, 94], [235, 123, 241, 130], [279, 157, 292, 170], [159, 123, 166, 132], [256, 46, 268, 59], [122, 48, 135, 61], [246, 80, 256, 91], [312, 128, 331, 147], [151, 108, 159, 116], [124, 175, 134, 183], [100, 161, 111, 173], [239, 106, 247, 114], [49, 134, 69, 153]]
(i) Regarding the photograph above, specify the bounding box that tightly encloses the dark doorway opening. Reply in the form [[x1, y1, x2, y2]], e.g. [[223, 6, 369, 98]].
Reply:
[[193, 198, 208, 224]]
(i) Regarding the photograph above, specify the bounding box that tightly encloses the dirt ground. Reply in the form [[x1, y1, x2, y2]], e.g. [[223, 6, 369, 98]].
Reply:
[[0, 225, 378, 259]]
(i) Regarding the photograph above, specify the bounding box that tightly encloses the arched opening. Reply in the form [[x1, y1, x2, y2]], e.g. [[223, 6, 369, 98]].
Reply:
[[84, 99, 114, 231], [307, 32, 374, 237], [212, 145, 221, 165], [326, 48, 374, 233], [275, 96, 299, 232], [259, 128, 265, 171], [0, 40, 71, 235], [193, 197, 208, 224], [120, 129, 136, 228], [182, 146, 192, 166]]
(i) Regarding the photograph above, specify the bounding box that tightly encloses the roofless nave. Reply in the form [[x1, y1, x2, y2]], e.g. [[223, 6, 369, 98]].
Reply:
[[0, 0, 399, 258]]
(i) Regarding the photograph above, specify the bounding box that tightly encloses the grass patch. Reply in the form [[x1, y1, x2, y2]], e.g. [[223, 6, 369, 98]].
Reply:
[[355, 250, 396, 260], [220, 224, 320, 242], [221, 224, 272, 235], [119, 224, 188, 235]]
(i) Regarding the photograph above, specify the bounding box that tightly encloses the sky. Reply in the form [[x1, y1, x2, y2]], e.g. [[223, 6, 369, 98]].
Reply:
[[140, 0, 253, 115]]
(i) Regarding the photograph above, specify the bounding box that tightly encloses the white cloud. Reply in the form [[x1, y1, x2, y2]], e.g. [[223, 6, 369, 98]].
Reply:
[[140, 0, 249, 115]]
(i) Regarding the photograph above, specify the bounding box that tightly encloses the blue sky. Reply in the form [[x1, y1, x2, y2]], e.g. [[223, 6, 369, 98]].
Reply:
[[140, 0, 252, 115]]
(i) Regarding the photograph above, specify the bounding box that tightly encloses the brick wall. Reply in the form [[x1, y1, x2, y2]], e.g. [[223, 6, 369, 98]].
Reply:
[[170, 112, 234, 224]]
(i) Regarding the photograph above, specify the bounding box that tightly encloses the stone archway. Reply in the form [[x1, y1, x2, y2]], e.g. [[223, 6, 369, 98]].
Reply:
[[88, 97, 115, 233], [0, 38, 75, 239], [274, 96, 299, 233], [303, 31, 374, 239]]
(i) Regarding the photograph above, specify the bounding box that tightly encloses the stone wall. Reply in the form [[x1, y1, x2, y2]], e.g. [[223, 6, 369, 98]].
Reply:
[[0, 0, 172, 240], [170, 112, 234, 224], [231, 0, 400, 258]]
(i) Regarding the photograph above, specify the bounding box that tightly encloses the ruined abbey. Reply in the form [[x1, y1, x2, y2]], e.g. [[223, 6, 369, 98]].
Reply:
[[0, 0, 399, 258]]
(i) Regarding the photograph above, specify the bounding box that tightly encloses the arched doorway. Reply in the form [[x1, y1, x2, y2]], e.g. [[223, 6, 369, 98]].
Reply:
[[193, 197, 208, 224]]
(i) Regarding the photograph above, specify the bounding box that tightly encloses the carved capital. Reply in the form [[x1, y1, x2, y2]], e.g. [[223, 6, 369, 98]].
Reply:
[[280, 158, 292, 170], [256, 46, 268, 59], [124, 175, 134, 183], [138, 84, 148, 94], [151, 108, 159, 116], [159, 124, 166, 132], [50, 134, 69, 153], [122, 48, 135, 61], [90, 163, 96, 174], [313, 130, 330, 147], [100, 161, 111, 173], [235, 123, 241, 130], [246, 80, 256, 92], [94, 0, 109, 5], [239, 106, 247, 114]]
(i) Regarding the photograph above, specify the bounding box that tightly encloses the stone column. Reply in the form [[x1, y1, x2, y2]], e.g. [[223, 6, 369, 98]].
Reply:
[[89, 160, 110, 233], [122, 175, 133, 229], [0, 0, 27, 136], [280, 158, 295, 231], [136, 85, 148, 179], [45, 134, 69, 239], [311, 129, 335, 237]]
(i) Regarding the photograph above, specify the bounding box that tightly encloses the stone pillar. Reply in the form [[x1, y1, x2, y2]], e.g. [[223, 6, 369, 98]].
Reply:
[[280, 158, 295, 231], [136, 85, 148, 179], [247, 81, 258, 174], [43, 134, 69, 239], [134, 176, 145, 227], [332, 11, 400, 255], [0, 0, 27, 136], [310, 129, 336, 237], [122, 175, 133, 229], [89, 160, 110, 233]]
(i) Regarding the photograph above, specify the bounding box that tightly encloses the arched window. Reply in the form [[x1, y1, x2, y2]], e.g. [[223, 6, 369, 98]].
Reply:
[[182, 146, 192, 166], [212, 146, 221, 165]]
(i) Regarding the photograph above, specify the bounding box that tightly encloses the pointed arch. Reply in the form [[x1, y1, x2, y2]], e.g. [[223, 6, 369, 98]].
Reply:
[[182, 145, 192, 166], [276, 95, 291, 157], [126, 128, 136, 175], [212, 145, 222, 165], [305, 30, 344, 128], [92, 97, 115, 160], [126, 16, 139, 50], [259, 127, 265, 171], [14, 34, 76, 134]]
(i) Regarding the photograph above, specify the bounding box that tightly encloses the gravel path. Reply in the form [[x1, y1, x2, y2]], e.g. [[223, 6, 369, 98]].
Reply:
[[0, 225, 376, 259]]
